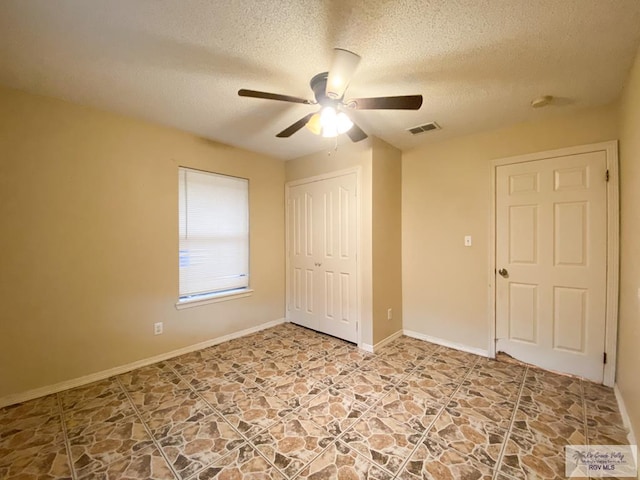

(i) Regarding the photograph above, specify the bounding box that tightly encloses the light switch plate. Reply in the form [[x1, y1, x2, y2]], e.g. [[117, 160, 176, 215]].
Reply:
[[464, 235, 472, 247]]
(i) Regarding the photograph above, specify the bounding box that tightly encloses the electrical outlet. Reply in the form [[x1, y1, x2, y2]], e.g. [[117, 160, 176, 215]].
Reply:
[[154, 322, 163, 335], [387, 308, 393, 320]]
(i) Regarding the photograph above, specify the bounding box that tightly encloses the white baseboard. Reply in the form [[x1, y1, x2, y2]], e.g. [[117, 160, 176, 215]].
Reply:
[[0, 318, 286, 409], [403, 329, 490, 358], [360, 343, 374, 353], [376, 330, 403, 350], [359, 329, 403, 353], [614, 385, 638, 466]]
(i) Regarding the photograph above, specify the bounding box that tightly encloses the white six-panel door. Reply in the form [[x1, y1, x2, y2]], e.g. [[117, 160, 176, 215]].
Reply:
[[287, 173, 358, 343], [496, 151, 608, 383]]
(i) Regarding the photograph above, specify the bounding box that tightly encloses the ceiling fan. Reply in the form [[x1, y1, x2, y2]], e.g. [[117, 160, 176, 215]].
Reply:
[[238, 48, 423, 142]]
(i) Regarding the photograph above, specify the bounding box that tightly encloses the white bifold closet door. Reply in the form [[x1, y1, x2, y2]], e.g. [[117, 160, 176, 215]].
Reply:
[[287, 173, 358, 343]]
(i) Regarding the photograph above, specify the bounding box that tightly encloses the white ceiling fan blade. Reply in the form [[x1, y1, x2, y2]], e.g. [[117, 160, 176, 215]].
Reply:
[[326, 48, 361, 99]]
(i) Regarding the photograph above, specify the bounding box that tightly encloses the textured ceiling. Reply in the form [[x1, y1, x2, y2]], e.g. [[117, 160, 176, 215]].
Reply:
[[1, 0, 639, 160]]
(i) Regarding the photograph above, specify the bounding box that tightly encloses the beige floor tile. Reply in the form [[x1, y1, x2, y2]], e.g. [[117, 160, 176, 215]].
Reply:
[[253, 417, 334, 477], [219, 391, 294, 438], [359, 358, 413, 384], [167, 355, 236, 378], [134, 390, 215, 435], [397, 436, 494, 480], [1, 394, 59, 419], [377, 343, 434, 365], [1, 410, 65, 453], [190, 444, 285, 480], [78, 445, 176, 480], [498, 433, 588, 480], [397, 373, 459, 405], [60, 379, 124, 411], [297, 440, 393, 479], [340, 410, 423, 474], [64, 392, 137, 438], [118, 363, 183, 393], [69, 415, 154, 477], [511, 402, 586, 446], [0, 440, 73, 480], [412, 357, 472, 382], [525, 367, 583, 397], [265, 373, 326, 409], [428, 406, 507, 463], [198, 380, 263, 411], [303, 387, 370, 437], [333, 371, 392, 406], [156, 413, 244, 479], [446, 395, 516, 430], [372, 386, 442, 433]]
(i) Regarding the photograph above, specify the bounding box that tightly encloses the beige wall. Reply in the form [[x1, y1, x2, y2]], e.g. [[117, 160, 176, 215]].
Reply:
[[285, 140, 372, 184], [371, 138, 403, 344], [618, 46, 640, 442], [0, 86, 285, 399], [285, 140, 374, 345], [402, 104, 619, 351]]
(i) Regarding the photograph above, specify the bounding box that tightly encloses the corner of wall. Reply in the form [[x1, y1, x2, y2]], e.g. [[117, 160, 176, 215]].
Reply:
[[371, 137, 403, 345], [616, 42, 640, 449]]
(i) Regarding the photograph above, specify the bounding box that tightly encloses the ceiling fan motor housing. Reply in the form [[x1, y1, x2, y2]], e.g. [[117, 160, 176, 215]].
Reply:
[[310, 72, 336, 105]]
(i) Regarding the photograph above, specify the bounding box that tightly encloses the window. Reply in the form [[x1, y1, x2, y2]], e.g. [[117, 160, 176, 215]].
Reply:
[[177, 167, 250, 306]]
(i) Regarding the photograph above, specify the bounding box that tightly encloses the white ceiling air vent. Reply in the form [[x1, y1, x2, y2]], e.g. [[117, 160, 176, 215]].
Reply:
[[407, 122, 441, 135]]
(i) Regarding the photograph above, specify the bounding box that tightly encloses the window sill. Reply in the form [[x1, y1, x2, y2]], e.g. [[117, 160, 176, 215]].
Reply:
[[175, 289, 254, 310]]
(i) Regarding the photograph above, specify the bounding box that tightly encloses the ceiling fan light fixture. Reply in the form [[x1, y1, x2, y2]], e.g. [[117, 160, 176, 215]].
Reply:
[[320, 106, 339, 137], [306, 112, 322, 135], [310, 106, 353, 138], [336, 111, 354, 134]]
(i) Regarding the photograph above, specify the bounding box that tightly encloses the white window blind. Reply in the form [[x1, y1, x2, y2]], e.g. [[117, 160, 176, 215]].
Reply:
[[178, 167, 249, 299]]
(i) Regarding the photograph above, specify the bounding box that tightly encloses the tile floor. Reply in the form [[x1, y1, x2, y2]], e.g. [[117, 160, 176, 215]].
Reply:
[[0, 323, 630, 479]]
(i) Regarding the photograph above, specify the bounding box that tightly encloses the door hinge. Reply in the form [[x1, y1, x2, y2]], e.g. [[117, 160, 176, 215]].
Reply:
[[603, 352, 607, 364], [606, 170, 610, 182]]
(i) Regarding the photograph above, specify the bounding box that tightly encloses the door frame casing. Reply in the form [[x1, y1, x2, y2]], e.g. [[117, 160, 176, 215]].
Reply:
[[284, 167, 363, 348], [488, 141, 619, 386]]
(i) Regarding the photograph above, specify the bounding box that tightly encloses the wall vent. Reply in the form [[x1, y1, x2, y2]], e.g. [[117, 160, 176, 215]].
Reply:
[[407, 122, 441, 135]]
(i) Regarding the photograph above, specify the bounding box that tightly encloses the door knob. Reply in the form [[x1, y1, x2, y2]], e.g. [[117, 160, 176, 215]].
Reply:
[[498, 268, 508, 278], [315, 262, 322, 267]]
